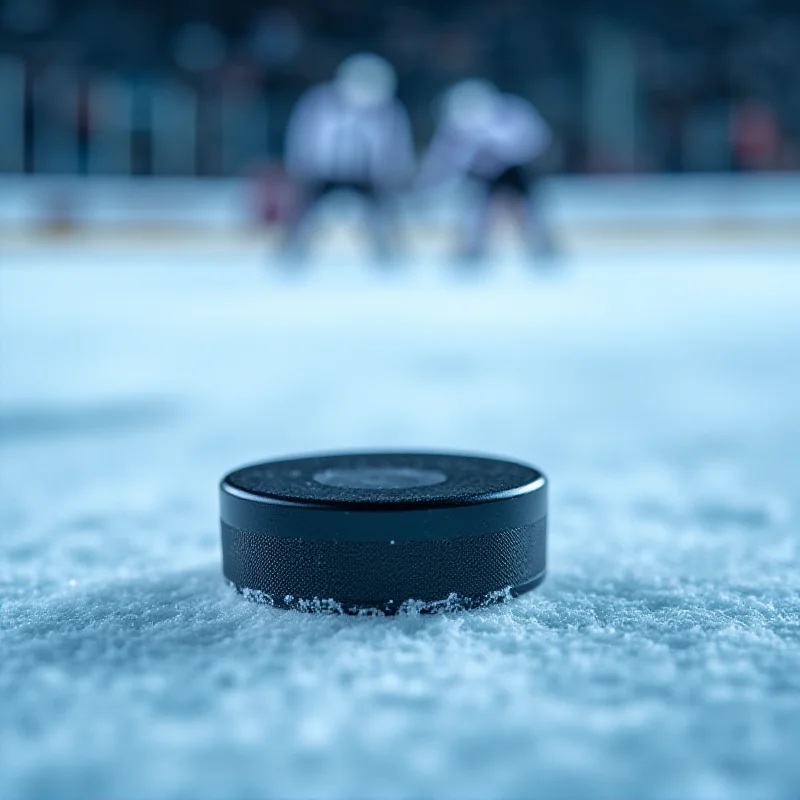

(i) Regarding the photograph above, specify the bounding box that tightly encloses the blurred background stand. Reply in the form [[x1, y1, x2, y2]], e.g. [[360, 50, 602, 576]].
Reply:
[[0, 0, 797, 244], [0, 56, 25, 173], [584, 21, 639, 172]]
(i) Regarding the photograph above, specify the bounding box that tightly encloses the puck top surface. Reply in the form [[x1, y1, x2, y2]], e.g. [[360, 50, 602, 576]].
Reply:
[[222, 452, 544, 510]]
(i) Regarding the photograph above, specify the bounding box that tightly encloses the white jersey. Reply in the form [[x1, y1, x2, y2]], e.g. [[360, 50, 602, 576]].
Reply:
[[419, 94, 551, 184], [285, 84, 415, 186]]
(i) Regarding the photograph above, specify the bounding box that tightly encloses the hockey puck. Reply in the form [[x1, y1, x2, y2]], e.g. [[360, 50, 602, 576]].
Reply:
[[220, 452, 547, 614]]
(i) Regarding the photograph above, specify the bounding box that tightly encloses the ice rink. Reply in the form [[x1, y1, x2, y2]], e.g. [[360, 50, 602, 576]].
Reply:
[[2, 239, 800, 799]]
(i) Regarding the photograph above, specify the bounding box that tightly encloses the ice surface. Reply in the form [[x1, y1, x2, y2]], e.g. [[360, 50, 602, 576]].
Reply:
[[1, 243, 800, 799]]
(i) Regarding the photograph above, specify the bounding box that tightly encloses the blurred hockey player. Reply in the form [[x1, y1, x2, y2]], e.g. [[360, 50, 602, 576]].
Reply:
[[417, 80, 555, 261], [283, 53, 415, 259]]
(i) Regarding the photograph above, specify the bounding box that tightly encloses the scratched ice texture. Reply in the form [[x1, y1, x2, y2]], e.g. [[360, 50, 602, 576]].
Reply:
[[1, 243, 799, 799]]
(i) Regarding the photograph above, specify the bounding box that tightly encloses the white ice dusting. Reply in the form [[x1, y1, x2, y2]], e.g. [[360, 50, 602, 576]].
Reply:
[[236, 585, 517, 616], [1, 245, 800, 799]]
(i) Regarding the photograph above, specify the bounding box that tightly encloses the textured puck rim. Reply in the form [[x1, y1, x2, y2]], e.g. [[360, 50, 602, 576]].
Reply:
[[219, 451, 547, 542], [220, 474, 545, 510]]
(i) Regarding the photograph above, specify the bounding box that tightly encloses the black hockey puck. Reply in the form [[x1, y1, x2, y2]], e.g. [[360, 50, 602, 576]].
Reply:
[[220, 452, 547, 614]]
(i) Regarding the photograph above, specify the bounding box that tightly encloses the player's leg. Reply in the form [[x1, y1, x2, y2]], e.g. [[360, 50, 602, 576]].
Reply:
[[521, 169, 557, 259], [460, 179, 493, 262], [363, 184, 397, 262], [281, 181, 330, 259]]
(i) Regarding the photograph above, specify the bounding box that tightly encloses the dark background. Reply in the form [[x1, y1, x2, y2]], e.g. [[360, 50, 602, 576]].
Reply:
[[1, 0, 799, 175]]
